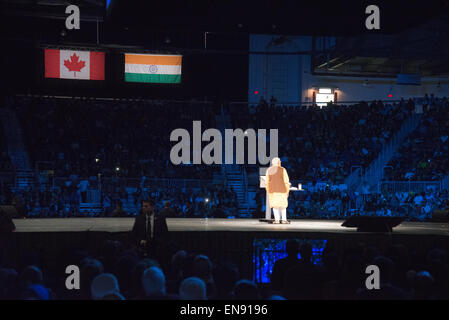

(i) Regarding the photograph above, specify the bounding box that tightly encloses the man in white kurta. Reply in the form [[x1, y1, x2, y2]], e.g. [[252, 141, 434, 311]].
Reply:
[[266, 157, 290, 224]]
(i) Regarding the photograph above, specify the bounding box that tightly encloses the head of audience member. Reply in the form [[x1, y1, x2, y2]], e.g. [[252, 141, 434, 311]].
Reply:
[[426, 248, 447, 265], [142, 266, 166, 298], [192, 255, 213, 281], [372, 256, 394, 285], [91, 273, 120, 300], [0, 268, 18, 299], [268, 294, 286, 300], [102, 292, 125, 300], [233, 280, 259, 300], [286, 240, 299, 258], [20, 284, 50, 300], [115, 252, 139, 293], [130, 258, 160, 297], [100, 240, 125, 269], [364, 246, 381, 265], [19, 265, 43, 287], [80, 258, 104, 297], [299, 243, 313, 263], [413, 270, 435, 299], [214, 262, 239, 299], [322, 246, 339, 273], [179, 277, 207, 300], [171, 250, 187, 279]]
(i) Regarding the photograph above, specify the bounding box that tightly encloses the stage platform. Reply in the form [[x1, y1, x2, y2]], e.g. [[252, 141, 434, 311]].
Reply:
[[11, 218, 449, 236]]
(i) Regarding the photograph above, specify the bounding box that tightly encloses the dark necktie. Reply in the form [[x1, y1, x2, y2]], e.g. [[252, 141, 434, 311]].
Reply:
[[145, 214, 149, 240]]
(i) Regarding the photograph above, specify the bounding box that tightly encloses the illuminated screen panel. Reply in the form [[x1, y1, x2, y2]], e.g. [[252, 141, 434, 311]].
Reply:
[[124, 53, 182, 83], [316, 93, 334, 107]]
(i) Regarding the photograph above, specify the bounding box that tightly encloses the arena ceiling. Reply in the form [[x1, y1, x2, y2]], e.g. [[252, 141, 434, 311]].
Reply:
[[1, 0, 449, 78], [1, 0, 449, 36], [313, 15, 449, 77]]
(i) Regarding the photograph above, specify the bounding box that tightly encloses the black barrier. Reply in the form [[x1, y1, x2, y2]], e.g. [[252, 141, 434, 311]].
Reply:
[[341, 216, 405, 232]]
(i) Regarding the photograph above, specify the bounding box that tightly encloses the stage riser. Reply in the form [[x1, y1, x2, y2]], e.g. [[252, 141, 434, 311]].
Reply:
[[171, 232, 449, 278], [3, 231, 449, 281]]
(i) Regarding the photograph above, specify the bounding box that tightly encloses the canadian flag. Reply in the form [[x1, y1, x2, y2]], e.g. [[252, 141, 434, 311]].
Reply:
[[45, 49, 105, 80]]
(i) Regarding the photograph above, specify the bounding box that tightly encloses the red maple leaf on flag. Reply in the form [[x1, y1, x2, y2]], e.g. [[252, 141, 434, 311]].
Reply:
[[64, 53, 86, 77]]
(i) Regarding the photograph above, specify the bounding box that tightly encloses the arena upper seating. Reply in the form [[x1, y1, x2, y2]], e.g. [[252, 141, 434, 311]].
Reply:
[[384, 97, 449, 181], [228, 99, 410, 184], [14, 96, 220, 179]]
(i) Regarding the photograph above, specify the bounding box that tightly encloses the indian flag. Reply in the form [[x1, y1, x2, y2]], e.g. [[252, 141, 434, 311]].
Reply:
[[124, 53, 182, 83]]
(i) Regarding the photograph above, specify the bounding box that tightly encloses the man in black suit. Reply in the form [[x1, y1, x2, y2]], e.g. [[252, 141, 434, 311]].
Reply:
[[132, 199, 169, 257]]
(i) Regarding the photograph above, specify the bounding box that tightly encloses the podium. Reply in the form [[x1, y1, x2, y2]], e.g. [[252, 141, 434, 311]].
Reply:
[[259, 173, 303, 222]]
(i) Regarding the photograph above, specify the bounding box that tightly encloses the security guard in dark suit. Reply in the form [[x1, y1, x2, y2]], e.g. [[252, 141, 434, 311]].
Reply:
[[131, 199, 169, 257]]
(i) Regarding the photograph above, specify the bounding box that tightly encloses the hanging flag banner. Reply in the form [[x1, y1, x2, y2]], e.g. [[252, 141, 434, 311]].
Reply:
[[124, 53, 182, 83], [45, 49, 105, 80]]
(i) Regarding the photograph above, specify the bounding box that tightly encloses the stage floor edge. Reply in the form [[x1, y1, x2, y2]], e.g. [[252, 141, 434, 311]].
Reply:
[[10, 218, 449, 236]]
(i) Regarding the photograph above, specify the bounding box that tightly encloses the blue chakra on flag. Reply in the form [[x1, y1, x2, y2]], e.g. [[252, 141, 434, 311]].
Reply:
[[149, 65, 158, 74]]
